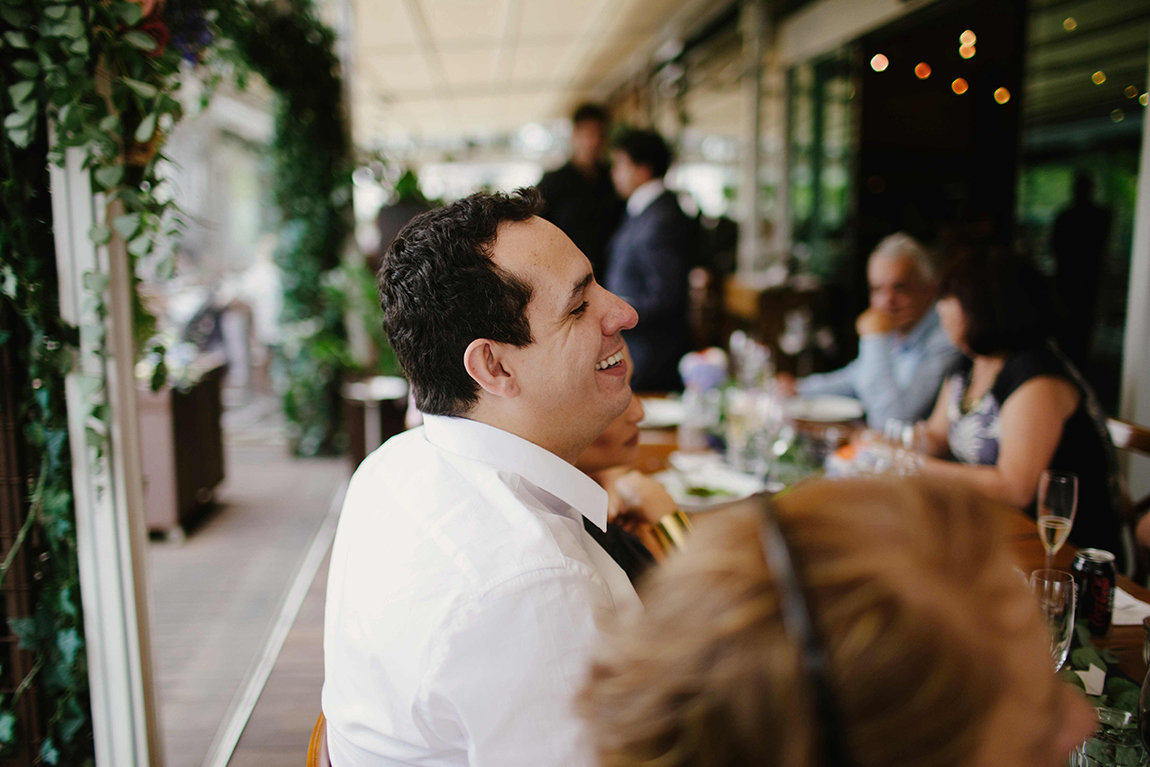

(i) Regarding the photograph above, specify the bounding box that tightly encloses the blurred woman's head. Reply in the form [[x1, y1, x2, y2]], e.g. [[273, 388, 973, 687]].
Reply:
[[581, 478, 1094, 767], [937, 250, 1054, 357]]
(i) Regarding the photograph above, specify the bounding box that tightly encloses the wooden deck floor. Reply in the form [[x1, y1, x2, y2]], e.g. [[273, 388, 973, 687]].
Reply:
[[227, 550, 331, 766], [147, 396, 348, 767]]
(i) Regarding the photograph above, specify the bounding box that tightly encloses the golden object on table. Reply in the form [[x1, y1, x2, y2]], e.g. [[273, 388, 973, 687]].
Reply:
[[653, 511, 692, 553]]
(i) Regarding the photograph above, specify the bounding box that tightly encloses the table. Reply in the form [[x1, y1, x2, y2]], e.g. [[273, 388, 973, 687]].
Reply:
[[636, 424, 1150, 682]]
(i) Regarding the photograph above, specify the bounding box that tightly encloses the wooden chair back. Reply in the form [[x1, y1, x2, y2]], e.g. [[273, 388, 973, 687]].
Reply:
[[1109, 418, 1150, 459], [307, 712, 330, 767]]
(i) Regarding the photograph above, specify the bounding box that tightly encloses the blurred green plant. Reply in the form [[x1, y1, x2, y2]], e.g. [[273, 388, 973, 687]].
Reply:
[[220, 0, 354, 455]]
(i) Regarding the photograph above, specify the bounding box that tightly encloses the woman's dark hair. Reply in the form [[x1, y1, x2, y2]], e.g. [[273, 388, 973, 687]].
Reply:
[[613, 129, 672, 179], [379, 188, 543, 416], [938, 249, 1054, 355]]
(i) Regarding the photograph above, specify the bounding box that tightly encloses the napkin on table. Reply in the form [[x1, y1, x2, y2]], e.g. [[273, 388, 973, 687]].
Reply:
[[1111, 587, 1150, 626]]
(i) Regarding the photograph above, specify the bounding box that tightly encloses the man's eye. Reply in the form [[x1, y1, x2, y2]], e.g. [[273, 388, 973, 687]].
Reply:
[[571, 301, 589, 317]]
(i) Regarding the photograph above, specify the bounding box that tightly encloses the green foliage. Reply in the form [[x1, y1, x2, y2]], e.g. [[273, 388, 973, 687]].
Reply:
[[220, 0, 353, 455]]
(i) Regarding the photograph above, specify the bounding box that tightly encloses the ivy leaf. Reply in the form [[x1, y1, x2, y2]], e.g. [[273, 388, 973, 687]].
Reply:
[[114, 1, 143, 26], [134, 111, 156, 143], [155, 256, 175, 280], [56, 628, 81, 666], [120, 77, 157, 99], [3, 31, 29, 49], [93, 166, 123, 190], [98, 115, 119, 132], [3, 112, 30, 131], [38, 738, 58, 766], [10, 59, 37, 78], [112, 214, 140, 240], [122, 31, 157, 52], [127, 235, 151, 257], [44, 5, 68, 20], [8, 81, 34, 106], [0, 263, 16, 298], [0, 5, 29, 26], [54, 7, 83, 39], [81, 270, 110, 294], [6, 125, 31, 148], [68, 36, 88, 56], [88, 225, 112, 245], [0, 710, 14, 746]]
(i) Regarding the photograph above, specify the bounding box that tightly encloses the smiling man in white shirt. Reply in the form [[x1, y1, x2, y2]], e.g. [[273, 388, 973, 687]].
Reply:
[[322, 188, 642, 766]]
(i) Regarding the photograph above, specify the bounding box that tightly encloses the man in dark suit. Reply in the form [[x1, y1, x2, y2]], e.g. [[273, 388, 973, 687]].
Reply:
[[604, 129, 692, 391], [537, 104, 624, 279]]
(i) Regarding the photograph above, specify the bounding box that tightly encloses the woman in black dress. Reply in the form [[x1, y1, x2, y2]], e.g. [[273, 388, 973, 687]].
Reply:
[[917, 250, 1123, 567]]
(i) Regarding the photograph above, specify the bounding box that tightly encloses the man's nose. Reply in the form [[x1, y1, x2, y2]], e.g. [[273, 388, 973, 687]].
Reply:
[[603, 291, 638, 335]]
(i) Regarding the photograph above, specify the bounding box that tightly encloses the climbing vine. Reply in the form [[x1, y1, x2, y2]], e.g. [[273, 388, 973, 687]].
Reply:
[[221, 0, 354, 456], [0, 0, 356, 760]]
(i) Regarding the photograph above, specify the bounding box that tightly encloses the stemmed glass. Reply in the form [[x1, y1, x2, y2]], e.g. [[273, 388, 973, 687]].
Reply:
[[1030, 569, 1076, 672], [1037, 470, 1078, 569]]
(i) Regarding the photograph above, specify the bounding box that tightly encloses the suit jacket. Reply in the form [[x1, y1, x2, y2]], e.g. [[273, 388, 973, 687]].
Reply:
[[604, 190, 692, 391]]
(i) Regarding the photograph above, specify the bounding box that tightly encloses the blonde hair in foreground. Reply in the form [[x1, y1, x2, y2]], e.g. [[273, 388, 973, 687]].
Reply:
[[580, 478, 1022, 767]]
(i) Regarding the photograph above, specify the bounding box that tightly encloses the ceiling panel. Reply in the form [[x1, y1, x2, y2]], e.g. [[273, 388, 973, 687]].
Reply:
[[354, 0, 420, 50], [349, 0, 722, 144], [440, 48, 501, 85], [367, 53, 438, 92], [423, 0, 506, 42]]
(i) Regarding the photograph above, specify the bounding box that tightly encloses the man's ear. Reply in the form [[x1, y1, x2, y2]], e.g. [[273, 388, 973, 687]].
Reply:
[[463, 338, 520, 399]]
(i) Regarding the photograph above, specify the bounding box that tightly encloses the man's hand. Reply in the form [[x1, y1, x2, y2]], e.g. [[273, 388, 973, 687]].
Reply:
[[856, 307, 897, 336], [775, 372, 798, 397]]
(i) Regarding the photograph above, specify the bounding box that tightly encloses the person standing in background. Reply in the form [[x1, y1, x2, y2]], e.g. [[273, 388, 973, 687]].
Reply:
[[605, 128, 692, 392], [537, 104, 624, 279], [1051, 172, 1111, 370]]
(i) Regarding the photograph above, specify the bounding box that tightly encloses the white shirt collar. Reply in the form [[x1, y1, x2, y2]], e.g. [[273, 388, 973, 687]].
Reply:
[[626, 178, 666, 217], [422, 415, 608, 530]]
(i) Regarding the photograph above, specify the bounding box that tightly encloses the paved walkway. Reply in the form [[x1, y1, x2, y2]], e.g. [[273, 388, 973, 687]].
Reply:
[[148, 396, 347, 767]]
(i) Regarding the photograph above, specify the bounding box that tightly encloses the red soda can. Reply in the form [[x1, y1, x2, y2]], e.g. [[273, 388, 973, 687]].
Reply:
[[1071, 548, 1116, 636]]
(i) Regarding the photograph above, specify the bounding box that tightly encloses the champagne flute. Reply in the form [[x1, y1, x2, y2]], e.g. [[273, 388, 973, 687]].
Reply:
[[1030, 569, 1076, 671], [1037, 470, 1077, 569]]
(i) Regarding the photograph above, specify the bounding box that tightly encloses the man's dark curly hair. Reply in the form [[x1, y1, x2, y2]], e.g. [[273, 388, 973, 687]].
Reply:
[[379, 188, 543, 416]]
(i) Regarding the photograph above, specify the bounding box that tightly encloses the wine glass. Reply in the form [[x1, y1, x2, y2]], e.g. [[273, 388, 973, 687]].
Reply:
[[1030, 569, 1076, 671], [1038, 470, 1078, 568]]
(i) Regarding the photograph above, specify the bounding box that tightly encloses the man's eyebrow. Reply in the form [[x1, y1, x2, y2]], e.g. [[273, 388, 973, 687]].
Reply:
[[564, 272, 594, 310]]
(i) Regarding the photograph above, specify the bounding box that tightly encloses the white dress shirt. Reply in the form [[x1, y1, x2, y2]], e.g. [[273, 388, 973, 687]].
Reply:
[[625, 178, 666, 217], [322, 415, 640, 767]]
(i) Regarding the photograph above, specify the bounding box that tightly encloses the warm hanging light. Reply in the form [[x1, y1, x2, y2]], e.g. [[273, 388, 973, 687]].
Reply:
[[915, 62, 932, 79], [870, 53, 889, 72], [1126, 85, 1139, 99], [1142, 93, 1149, 107], [1111, 109, 1125, 122], [1063, 17, 1077, 31], [960, 29, 976, 45], [959, 44, 976, 59], [1092, 71, 1106, 85], [952, 78, 969, 95], [994, 87, 1011, 104]]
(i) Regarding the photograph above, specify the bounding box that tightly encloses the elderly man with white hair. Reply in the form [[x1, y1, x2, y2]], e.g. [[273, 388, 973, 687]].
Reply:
[[778, 233, 962, 429]]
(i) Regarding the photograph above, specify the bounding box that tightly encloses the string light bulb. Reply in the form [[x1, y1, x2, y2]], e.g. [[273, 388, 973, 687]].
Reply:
[[994, 87, 1011, 104], [960, 30, 976, 45], [1126, 86, 1139, 99], [915, 62, 931, 79], [959, 44, 976, 59], [870, 54, 889, 72], [1093, 71, 1106, 85], [952, 78, 969, 95], [1063, 17, 1077, 31]]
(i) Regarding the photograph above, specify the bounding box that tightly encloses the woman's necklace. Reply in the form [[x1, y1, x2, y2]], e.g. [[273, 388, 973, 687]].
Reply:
[[963, 357, 1006, 412]]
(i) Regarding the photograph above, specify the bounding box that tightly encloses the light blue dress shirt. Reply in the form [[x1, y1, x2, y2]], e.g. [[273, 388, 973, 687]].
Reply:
[[797, 306, 962, 428]]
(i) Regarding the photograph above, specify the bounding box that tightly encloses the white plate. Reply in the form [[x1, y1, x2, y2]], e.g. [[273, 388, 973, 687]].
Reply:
[[790, 395, 865, 423], [638, 397, 686, 429], [654, 465, 775, 512]]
